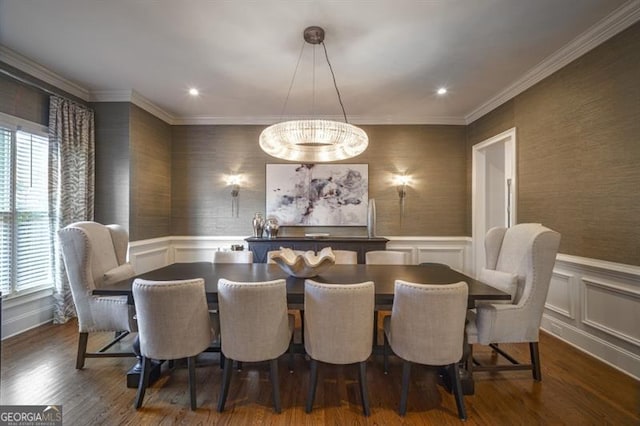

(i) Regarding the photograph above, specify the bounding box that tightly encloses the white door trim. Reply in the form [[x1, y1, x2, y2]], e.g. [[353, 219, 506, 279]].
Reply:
[[472, 127, 517, 276]]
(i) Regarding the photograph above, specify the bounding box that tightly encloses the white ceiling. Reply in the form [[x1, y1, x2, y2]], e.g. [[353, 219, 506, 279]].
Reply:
[[0, 0, 637, 125]]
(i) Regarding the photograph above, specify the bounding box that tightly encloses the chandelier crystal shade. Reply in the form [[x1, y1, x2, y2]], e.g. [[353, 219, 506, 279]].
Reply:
[[259, 119, 368, 163], [259, 26, 368, 162]]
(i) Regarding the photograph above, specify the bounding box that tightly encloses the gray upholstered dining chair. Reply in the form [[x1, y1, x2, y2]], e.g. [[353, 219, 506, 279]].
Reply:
[[58, 221, 137, 369], [365, 250, 409, 265], [293, 249, 357, 346], [465, 223, 560, 381], [267, 248, 307, 344], [216, 278, 294, 413], [303, 280, 375, 416], [383, 280, 468, 420], [365, 250, 410, 345], [332, 249, 358, 264], [213, 250, 253, 263], [132, 278, 215, 410], [211, 250, 253, 364]]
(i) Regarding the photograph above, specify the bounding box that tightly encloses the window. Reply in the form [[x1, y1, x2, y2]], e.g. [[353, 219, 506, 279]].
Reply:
[[0, 115, 52, 297]]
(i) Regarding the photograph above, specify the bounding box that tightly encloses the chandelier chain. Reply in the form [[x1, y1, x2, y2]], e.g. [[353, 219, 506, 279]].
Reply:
[[279, 40, 306, 119], [312, 44, 316, 116], [321, 41, 348, 123]]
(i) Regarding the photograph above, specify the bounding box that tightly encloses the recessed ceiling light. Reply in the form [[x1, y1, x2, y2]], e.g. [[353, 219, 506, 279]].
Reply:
[[437, 87, 447, 95], [188, 88, 199, 96]]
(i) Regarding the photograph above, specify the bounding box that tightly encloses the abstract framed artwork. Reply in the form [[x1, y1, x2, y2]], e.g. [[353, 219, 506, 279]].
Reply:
[[266, 163, 368, 226]]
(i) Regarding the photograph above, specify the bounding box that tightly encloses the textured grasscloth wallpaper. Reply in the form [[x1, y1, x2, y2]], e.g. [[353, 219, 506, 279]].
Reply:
[[467, 22, 640, 266], [130, 105, 172, 241], [170, 124, 467, 237], [93, 102, 131, 233]]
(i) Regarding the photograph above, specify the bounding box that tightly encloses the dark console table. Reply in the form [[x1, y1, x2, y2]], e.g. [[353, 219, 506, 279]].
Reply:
[[245, 237, 389, 264]]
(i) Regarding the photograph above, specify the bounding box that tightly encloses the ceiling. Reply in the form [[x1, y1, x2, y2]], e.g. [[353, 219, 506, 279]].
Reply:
[[0, 0, 637, 125]]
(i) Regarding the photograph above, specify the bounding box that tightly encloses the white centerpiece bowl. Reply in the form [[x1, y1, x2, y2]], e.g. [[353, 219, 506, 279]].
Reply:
[[271, 247, 336, 278]]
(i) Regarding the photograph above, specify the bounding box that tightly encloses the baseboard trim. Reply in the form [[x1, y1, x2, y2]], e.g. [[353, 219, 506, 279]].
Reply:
[[2, 297, 54, 340], [541, 315, 640, 380]]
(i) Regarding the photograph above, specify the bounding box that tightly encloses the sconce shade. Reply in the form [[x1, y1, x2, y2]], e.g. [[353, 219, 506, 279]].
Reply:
[[259, 119, 368, 163], [259, 26, 368, 162]]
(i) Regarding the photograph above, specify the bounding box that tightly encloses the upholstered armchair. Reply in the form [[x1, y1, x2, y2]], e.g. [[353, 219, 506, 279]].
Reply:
[[58, 221, 137, 369], [465, 223, 561, 380]]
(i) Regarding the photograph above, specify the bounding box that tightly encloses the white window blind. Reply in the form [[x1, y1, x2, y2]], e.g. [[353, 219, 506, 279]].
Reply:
[[0, 120, 52, 297]]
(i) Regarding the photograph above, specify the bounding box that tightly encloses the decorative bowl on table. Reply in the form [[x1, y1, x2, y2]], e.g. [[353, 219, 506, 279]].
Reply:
[[271, 247, 336, 278]]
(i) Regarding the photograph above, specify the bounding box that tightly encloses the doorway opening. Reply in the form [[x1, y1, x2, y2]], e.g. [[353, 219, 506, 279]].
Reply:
[[472, 127, 516, 276]]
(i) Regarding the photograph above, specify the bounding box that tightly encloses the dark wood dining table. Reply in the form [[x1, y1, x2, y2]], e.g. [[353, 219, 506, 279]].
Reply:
[[95, 261, 510, 309], [95, 261, 510, 394]]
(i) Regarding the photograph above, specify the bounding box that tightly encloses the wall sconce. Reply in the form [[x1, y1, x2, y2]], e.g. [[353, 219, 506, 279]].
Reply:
[[392, 174, 411, 223], [225, 174, 242, 217], [393, 174, 411, 200]]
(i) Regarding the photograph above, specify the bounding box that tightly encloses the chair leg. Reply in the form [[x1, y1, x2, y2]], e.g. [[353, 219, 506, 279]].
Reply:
[[530, 342, 542, 381], [270, 359, 281, 413], [450, 363, 467, 420], [288, 336, 294, 373], [383, 332, 390, 374], [217, 356, 233, 412], [306, 359, 318, 413], [188, 356, 197, 410], [466, 343, 474, 376], [76, 332, 89, 369], [299, 309, 305, 344], [220, 351, 226, 370], [373, 311, 378, 346], [135, 356, 152, 409], [399, 360, 411, 416], [358, 361, 371, 416]]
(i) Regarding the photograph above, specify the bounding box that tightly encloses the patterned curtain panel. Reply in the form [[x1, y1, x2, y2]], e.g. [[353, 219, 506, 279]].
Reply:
[[48, 96, 95, 324]]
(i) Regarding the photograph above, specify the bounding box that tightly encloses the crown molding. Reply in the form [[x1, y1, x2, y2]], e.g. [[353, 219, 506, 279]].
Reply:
[[464, 0, 640, 124], [90, 90, 176, 124], [130, 90, 176, 125], [3, 0, 638, 128], [172, 114, 466, 126], [0, 45, 90, 101], [346, 115, 467, 126], [88, 89, 133, 102]]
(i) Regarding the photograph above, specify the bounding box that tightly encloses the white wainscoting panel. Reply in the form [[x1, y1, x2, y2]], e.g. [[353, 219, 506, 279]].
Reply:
[[542, 254, 640, 380], [545, 270, 575, 319], [385, 236, 472, 274], [171, 236, 248, 263], [416, 246, 465, 270], [129, 237, 171, 273], [582, 276, 640, 346], [130, 236, 249, 271]]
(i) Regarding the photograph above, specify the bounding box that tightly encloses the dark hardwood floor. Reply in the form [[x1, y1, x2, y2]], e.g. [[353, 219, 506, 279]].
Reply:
[[1, 318, 638, 425]]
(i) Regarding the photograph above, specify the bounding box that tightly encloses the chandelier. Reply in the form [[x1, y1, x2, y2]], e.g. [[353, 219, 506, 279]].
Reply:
[[259, 26, 368, 162]]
